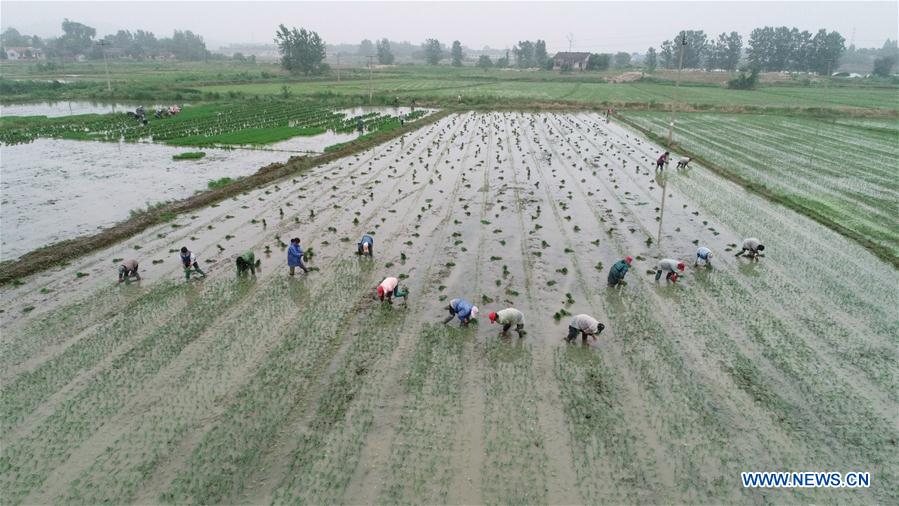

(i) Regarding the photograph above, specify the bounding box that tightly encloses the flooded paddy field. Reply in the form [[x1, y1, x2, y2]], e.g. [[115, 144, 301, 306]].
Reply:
[[1, 112, 896, 504], [0, 104, 431, 259], [0, 101, 140, 118]]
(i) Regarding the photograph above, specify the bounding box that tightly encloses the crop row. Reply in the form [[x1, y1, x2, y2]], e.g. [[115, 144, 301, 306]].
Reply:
[[1, 281, 183, 435], [159, 261, 371, 504], [624, 112, 899, 258], [271, 302, 407, 504], [0, 279, 251, 504], [57, 276, 313, 503], [377, 324, 466, 504]]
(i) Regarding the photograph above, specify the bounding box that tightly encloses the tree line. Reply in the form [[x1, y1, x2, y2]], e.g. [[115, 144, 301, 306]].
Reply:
[[652, 26, 851, 75], [1, 20, 211, 61]]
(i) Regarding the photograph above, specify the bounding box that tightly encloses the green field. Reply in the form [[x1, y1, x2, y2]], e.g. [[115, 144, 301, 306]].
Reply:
[[3, 60, 897, 111], [197, 78, 899, 110], [623, 111, 899, 261], [0, 100, 425, 147]]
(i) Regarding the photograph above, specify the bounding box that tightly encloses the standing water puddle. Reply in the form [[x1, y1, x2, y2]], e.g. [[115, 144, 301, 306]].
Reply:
[[1, 138, 295, 260], [1, 101, 142, 118]]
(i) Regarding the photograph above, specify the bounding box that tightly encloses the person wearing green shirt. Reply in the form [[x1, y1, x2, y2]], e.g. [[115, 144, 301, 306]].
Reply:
[[236, 251, 256, 276], [607, 256, 633, 287]]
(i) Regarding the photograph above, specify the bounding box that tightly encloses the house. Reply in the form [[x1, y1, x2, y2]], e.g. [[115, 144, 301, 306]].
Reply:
[[552, 52, 590, 71], [5, 47, 44, 60]]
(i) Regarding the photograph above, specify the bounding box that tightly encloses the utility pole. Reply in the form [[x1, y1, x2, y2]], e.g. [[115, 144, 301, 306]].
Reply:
[[336, 53, 341, 82], [97, 40, 112, 93], [367, 55, 375, 104], [567, 33, 575, 52], [667, 31, 687, 147]]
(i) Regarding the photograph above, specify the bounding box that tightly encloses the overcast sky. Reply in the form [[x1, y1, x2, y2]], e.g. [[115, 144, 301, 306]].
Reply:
[[1, 1, 896, 52]]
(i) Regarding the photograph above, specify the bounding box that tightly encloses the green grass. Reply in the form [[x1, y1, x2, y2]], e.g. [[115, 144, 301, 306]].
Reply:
[[172, 151, 206, 160], [624, 111, 899, 260], [207, 177, 235, 189]]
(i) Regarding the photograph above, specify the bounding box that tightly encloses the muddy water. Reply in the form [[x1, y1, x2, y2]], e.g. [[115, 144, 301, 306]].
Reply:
[[1, 112, 895, 505], [0, 138, 291, 260], [0, 101, 140, 117]]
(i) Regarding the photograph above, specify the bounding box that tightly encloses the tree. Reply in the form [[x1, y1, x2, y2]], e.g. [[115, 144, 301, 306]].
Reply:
[[423, 38, 442, 65], [670, 30, 707, 68], [58, 19, 95, 57], [495, 50, 509, 68], [451, 40, 464, 66], [535, 39, 548, 67], [707, 31, 742, 71], [376, 38, 394, 64], [1, 28, 30, 48], [873, 55, 897, 77], [645, 47, 657, 72], [166, 30, 208, 61], [806, 29, 845, 74], [275, 25, 326, 75], [358, 39, 375, 58], [614, 51, 631, 67], [727, 67, 760, 89], [477, 54, 493, 70], [513, 40, 535, 68], [585, 53, 611, 71], [660, 40, 675, 69]]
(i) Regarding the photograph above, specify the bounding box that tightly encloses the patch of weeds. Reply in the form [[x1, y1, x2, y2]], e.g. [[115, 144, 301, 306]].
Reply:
[[112, 258, 124, 263], [40, 287, 52, 294], [22, 306, 35, 313], [556, 267, 569, 275], [482, 294, 494, 304], [547, 280, 557, 287], [489, 256, 502, 261], [385, 262, 394, 268], [152, 259, 164, 265], [595, 261, 604, 271], [75, 272, 89, 278]]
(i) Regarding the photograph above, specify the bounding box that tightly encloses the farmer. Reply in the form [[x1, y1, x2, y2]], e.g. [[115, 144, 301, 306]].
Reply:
[[357, 234, 374, 256], [655, 151, 670, 171], [607, 256, 633, 287], [376, 276, 409, 304], [356, 118, 365, 133], [287, 238, 309, 275], [236, 251, 256, 276], [443, 298, 478, 326], [117, 259, 141, 283], [676, 157, 693, 170], [488, 308, 525, 337], [695, 246, 713, 266], [655, 258, 685, 282], [566, 314, 605, 343], [735, 238, 765, 260], [180, 247, 206, 280]]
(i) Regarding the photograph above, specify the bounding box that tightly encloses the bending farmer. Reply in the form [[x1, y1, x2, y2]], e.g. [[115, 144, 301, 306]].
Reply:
[[656, 151, 670, 171], [655, 258, 685, 282], [735, 238, 765, 260], [607, 256, 633, 287], [180, 247, 206, 280], [118, 259, 141, 283], [695, 246, 712, 266], [357, 234, 374, 256], [489, 308, 525, 337], [236, 251, 256, 276], [377, 276, 409, 304], [567, 314, 605, 343], [444, 298, 478, 326]]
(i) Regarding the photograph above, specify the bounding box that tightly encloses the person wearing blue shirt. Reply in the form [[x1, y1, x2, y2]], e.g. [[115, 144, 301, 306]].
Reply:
[[695, 246, 713, 267], [443, 298, 479, 326], [357, 234, 374, 256], [287, 238, 309, 275]]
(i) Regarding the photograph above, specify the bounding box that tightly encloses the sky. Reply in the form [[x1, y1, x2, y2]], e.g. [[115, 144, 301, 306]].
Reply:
[[1, 1, 896, 52]]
